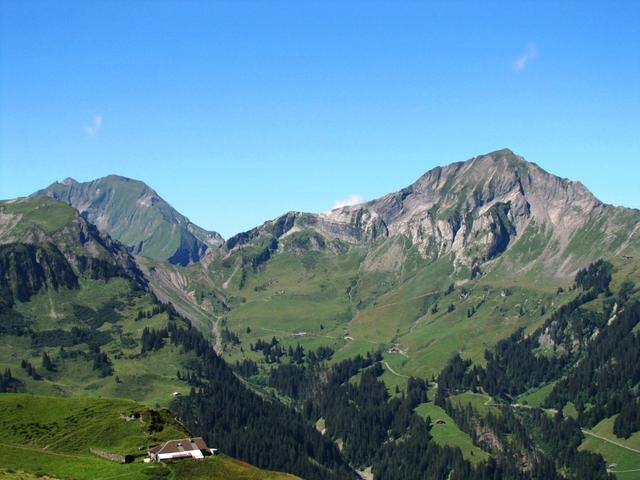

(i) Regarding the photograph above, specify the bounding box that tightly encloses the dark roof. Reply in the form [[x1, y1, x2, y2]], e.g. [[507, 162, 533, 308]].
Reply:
[[149, 437, 208, 455]]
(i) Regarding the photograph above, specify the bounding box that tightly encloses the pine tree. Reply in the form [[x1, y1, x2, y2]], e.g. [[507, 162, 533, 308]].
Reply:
[[42, 352, 55, 371]]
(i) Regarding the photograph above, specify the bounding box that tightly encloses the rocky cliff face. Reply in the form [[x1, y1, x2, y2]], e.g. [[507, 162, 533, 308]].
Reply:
[[222, 149, 640, 278], [33, 175, 223, 266]]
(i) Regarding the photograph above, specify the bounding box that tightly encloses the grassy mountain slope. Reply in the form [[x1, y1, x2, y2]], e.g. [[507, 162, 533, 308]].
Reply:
[[579, 416, 640, 474], [162, 233, 638, 381], [1, 275, 197, 404], [0, 198, 191, 404], [6, 149, 640, 479], [0, 198, 355, 480], [33, 175, 223, 265], [134, 150, 639, 383], [0, 393, 298, 480]]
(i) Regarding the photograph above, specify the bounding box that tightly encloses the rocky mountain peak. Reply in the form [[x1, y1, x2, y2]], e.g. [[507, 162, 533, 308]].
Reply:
[[226, 149, 637, 280], [61, 177, 78, 186], [359, 149, 599, 238]]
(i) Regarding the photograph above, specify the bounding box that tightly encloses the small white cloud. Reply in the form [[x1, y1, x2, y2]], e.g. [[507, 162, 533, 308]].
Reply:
[[513, 43, 538, 72], [85, 114, 103, 136], [331, 194, 365, 210]]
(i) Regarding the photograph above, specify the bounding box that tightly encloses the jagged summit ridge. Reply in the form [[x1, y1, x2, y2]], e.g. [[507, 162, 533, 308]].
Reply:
[[224, 149, 639, 278], [25, 149, 640, 280]]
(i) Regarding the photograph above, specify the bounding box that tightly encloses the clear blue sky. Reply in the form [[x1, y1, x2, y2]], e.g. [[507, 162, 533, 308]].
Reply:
[[1, 1, 638, 238]]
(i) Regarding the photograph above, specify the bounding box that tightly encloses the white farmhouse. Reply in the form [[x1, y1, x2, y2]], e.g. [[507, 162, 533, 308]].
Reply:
[[148, 437, 215, 462]]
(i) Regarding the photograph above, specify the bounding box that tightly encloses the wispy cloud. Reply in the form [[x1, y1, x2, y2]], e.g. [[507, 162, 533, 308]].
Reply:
[[85, 114, 103, 136], [513, 43, 538, 72], [331, 194, 365, 210]]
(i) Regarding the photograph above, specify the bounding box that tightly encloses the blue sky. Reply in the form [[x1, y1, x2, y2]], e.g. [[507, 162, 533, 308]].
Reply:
[[1, 1, 638, 238]]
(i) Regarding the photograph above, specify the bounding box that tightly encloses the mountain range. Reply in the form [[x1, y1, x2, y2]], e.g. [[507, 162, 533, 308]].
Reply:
[[221, 148, 638, 276], [102, 149, 639, 374], [32, 149, 640, 282], [21, 149, 640, 375], [2, 148, 640, 480]]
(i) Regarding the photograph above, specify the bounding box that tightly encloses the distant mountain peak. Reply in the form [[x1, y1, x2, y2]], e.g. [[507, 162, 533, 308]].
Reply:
[[32, 175, 223, 265], [61, 177, 78, 186]]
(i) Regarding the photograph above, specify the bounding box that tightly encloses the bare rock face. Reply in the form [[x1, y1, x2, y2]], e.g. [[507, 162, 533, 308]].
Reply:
[[224, 149, 640, 279]]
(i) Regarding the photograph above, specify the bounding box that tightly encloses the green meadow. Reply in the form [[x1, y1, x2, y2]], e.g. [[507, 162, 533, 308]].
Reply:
[[580, 416, 640, 476], [414, 401, 488, 465], [199, 238, 572, 386], [0, 394, 298, 480]]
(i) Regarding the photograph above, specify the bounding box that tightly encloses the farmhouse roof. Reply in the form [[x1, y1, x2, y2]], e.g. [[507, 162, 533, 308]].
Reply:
[[149, 437, 208, 455]]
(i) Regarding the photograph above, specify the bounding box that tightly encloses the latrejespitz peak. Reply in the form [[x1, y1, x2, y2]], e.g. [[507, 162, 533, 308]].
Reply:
[[1, 148, 639, 479]]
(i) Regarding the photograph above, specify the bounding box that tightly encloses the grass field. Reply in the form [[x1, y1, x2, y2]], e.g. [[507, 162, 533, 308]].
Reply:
[[202, 240, 568, 384], [414, 401, 488, 465], [0, 394, 298, 480], [449, 391, 502, 417], [516, 381, 557, 407], [0, 469, 59, 479], [580, 416, 640, 476]]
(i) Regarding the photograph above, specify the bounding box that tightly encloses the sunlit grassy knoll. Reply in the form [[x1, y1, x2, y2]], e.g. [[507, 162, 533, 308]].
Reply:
[[516, 382, 557, 408], [0, 394, 298, 480], [0, 394, 186, 454], [579, 437, 640, 475], [414, 401, 488, 465], [0, 393, 182, 480], [449, 391, 501, 417], [0, 198, 76, 236]]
